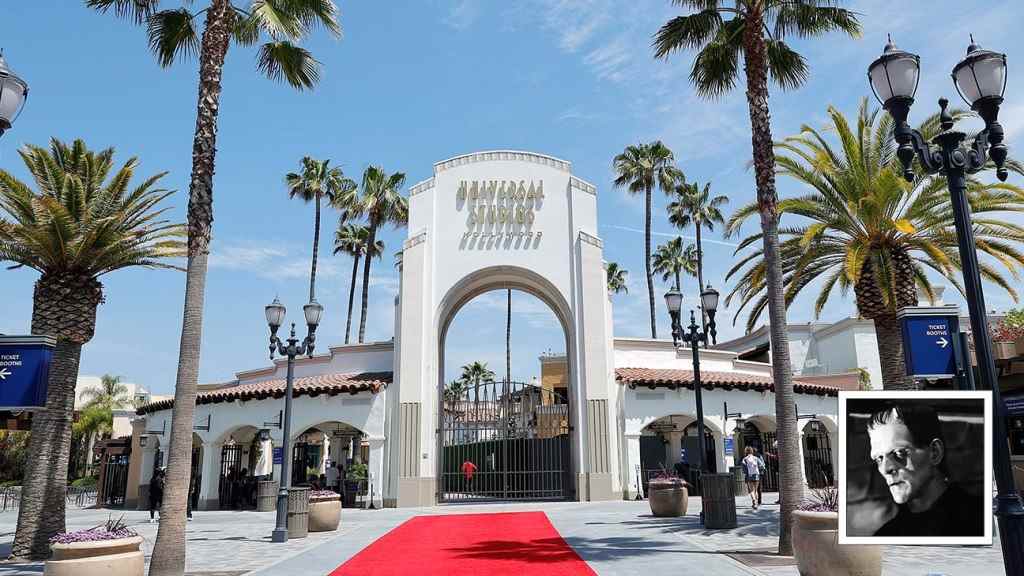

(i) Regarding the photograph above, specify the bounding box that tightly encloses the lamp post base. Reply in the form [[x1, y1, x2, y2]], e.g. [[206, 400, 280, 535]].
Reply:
[[271, 527, 288, 543], [994, 494, 1024, 576]]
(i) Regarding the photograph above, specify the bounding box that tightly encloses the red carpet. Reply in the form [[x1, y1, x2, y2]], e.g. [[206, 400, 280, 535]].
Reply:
[[330, 511, 596, 575]]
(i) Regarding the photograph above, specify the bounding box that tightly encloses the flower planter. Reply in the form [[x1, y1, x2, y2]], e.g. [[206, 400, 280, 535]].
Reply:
[[308, 496, 341, 532], [647, 483, 688, 517], [792, 511, 880, 576], [995, 341, 1017, 361], [1015, 336, 1024, 356], [45, 536, 144, 576]]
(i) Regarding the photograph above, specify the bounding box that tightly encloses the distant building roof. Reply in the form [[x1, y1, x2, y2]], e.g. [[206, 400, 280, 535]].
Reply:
[[615, 367, 838, 397], [137, 371, 392, 415]]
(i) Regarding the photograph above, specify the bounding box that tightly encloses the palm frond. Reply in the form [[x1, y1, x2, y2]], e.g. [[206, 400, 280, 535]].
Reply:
[[256, 41, 321, 89]]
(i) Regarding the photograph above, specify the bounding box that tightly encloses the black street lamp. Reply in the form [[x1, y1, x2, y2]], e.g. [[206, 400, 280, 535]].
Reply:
[[869, 37, 1024, 575], [265, 296, 323, 543], [665, 284, 720, 482], [0, 52, 29, 137]]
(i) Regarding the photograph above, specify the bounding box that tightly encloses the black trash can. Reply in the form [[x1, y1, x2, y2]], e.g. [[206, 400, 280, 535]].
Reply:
[[700, 473, 737, 529], [287, 487, 310, 539]]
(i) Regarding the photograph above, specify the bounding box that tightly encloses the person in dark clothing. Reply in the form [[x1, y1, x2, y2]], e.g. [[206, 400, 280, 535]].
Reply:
[[186, 472, 198, 520], [149, 469, 165, 522], [867, 402, 984, 537]]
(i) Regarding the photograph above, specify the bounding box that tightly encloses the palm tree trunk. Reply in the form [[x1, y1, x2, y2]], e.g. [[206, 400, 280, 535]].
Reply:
[[150, 2, 232, 574], [357, 223, 378, 343], [506, 289, 511, 384], [11, 274, 102, 560], [645, 185, 657, 339], [696, 225, 707, 333], [309, 194, 321, 302], [742, 12, 801, 556], [84, 431, 96, 477], [345, 253, 361, 344], [874, 316, 920, 390]]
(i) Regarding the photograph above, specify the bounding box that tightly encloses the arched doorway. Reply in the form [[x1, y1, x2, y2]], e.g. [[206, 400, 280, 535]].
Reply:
[[292, 421, 370, 507], [802, 420, 834, 487], [740, 418, 779, 492], [683, 422, 717, 475], [217, 426, 260, 510], [437, 286, 573, 502]]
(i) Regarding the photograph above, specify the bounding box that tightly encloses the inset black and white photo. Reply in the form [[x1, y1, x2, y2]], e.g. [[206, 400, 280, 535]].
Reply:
[[838, 391, 992, 545]]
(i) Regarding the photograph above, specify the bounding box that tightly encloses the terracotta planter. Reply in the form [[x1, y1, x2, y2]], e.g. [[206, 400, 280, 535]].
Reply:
[[994, 341, 1017, 360], [792, 511, 880, 576], [647, 484, 688, 517], [308, 497, 341, 532], [1015, 336, 1024, 356], [45, 536, 144, 576]]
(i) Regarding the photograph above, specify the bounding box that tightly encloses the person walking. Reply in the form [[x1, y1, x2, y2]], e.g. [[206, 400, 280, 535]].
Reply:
[[461, 459, 478, 495], [186, 471, 197, 521], [754, 448, 767, 506], [741, 447, 761, 510], [149, 468, 165, 523]]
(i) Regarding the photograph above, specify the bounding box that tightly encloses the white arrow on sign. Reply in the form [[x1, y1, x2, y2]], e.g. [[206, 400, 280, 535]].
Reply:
[[936, 337, 949, 349], [0, 368, 10, 380]]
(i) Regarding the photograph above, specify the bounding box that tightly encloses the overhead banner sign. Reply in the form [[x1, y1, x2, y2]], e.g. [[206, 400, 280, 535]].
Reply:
[[1005, 393, 1024, 416], [897, 306, 961, 379], [0, 336, 56, 410]]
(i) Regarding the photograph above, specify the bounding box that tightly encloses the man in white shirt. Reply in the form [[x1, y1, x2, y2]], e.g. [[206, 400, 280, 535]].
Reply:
[[742, 447, 761, 509]]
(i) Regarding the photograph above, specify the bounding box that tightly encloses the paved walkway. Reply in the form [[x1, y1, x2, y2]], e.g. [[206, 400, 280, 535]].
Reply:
[[0, 498, 1008, 575]]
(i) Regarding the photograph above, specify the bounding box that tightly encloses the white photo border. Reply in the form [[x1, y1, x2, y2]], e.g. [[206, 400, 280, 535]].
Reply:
[[837, 390, 993, 545]]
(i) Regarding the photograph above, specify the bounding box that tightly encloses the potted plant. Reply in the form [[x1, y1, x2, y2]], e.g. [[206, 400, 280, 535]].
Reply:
[[45, 515, 143, 576], [992, 311, 1024, 360], [308, 489, 341, 532], [646, 471, 688, 517], [792, 487, 880, 576], [343, 463, 367, 508]]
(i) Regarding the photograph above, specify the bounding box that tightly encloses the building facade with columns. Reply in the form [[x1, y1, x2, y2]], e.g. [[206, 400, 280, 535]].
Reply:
[[128, 151, 839, 510]]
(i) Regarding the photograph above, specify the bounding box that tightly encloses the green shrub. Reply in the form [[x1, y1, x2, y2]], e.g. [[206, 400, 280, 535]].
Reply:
[[71, 476, 98, 488], [346, 462, 367, 480]]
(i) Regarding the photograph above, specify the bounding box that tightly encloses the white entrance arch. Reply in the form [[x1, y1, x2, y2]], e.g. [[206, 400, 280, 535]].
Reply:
[[388, 151, 617, 507]]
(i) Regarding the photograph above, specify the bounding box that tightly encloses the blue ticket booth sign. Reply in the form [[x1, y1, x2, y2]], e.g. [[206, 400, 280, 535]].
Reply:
[[897, 306, 961, 379], [0, 335, 56, 410]]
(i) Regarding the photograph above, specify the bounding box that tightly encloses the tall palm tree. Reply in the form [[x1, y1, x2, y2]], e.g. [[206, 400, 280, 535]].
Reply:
[[352, 166, 408, 343], [333, 223, 383, 344], [667, 181, 728, 329], [725, 99, 1024, 389], [78, 374, 134, 475], [612, 142, 684, 338], [458, 361, 496, 402], [286, 157, 357, 301], [605, 262, 629, 295], [1, 139, 185, 560], [73, 403, 114, 477], [653, 0, 860, 554], [87, 3, 341, 572], [652, 237, 698, 291]]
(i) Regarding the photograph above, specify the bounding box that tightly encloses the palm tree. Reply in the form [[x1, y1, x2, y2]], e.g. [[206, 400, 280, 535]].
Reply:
[[87, 3, 341, 571], [352, 166, 408, 343], [1, 139, 185, 560], [605, 262, 629, 295], [612, 142, 684, 338], [78, 374, 134, 475], [667, 181, 728, 329], [334, 223, 384, 344], [286, 157, 357, 301], [73, 403, 114, 477], [653, 0, 860, 554], [725, 99, 1024, 389], [652, 237, 698, 291], [458, 361, 496, 402]]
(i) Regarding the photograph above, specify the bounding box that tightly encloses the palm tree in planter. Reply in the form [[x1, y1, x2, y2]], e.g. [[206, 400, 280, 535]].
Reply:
[[653, 0, 861, 554], [86, 3, 342, 571], [352, 166, 408, 343], [612, 142, 684, 338], [724, 100, 1024, 389], [1, 139, 185, 559], [286, 157, 357, 301], [667, 180, 728, 329], [605, 262, 629, 295], [334, 223, 384, 344], [653, 237, 698, 291]]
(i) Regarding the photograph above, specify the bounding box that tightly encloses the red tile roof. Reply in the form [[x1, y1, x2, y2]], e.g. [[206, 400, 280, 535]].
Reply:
[[137, 372, 392, 415], [615, 367, 838, 397]]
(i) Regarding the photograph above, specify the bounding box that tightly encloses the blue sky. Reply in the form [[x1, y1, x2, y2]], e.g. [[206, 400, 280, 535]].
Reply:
[[2, 1, 1023, 395]]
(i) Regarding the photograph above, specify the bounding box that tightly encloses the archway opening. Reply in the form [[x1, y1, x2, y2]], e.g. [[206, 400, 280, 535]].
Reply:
[[291, 421, 369, 507], [216, 425, 262, 510], [639, 415, 718, 495], [738, 417, 779, 492], [438, 287, 572, 502], [802, 419, 834, 487]]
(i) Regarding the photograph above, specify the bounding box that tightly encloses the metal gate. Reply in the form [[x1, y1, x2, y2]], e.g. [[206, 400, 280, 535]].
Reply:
[[438, 379, 572, 502], [218, 444, 244, 509], [802, 423, 834, 488], [101, 454, 129, 506]]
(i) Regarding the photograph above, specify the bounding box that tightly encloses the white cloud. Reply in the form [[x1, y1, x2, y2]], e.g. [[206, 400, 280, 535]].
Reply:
[[583, 37, 632, 82], [444, 0, 480, 30]]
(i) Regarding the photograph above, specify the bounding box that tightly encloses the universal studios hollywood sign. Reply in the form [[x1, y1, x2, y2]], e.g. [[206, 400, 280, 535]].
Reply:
[[456, 179, 544, 244]]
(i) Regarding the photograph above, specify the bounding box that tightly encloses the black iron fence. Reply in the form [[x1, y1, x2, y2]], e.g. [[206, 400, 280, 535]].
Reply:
[[0, 486, 98, 512]]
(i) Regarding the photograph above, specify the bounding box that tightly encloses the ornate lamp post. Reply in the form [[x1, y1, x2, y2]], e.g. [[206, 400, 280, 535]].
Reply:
[[869, 37, 1024, 574], [265, 296, 323, 543], [0, 51, 29, 137], [664, 285, 720, 483]]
